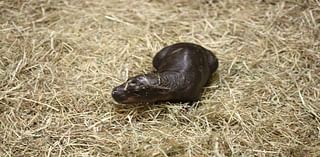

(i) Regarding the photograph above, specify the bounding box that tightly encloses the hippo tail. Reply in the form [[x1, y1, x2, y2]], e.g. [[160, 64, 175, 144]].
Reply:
[[206, 50, 219, 74]]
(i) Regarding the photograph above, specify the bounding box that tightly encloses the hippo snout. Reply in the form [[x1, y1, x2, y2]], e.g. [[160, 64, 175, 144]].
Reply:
[[111, 87, 127, 103]]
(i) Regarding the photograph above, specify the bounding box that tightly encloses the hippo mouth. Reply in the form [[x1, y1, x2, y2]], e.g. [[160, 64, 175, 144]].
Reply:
[[111, 89, 132, 103], [115, 96, 138, 104]]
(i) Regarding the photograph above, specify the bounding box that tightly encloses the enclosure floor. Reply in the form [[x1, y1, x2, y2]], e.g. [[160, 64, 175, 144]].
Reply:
[[1, 0, 319, 156]]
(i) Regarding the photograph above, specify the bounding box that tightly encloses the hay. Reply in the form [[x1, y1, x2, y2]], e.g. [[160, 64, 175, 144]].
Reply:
[[0, 0, 319, 156]]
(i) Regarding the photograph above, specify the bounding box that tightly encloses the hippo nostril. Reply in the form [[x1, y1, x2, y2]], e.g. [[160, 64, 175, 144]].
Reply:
[[111, 89, 127, 103], [112, 90, 121, 97], [112, 90, 118, 95]]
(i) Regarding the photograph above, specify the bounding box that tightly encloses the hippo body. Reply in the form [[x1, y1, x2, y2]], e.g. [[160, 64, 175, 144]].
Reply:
[[112, 42, 219, 104]]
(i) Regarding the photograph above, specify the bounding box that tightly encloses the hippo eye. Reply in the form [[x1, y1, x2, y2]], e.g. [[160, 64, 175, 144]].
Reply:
[[131, 83, 148, 92]]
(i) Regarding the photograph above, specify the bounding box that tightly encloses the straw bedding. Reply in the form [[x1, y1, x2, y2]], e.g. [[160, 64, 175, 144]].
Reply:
[[0, 0, 319, 156]]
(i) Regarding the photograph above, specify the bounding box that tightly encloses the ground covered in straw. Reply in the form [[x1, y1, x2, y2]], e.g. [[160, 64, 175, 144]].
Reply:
[[1, 0, 319, 156]]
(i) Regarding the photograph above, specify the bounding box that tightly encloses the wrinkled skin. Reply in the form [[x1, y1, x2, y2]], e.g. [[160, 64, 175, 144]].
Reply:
[[112, 74, 170, 103], [112, 42, 219, 104]]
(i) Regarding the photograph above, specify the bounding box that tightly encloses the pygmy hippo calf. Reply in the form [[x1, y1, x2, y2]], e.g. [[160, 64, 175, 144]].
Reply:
[[112, 42, 219, 104]]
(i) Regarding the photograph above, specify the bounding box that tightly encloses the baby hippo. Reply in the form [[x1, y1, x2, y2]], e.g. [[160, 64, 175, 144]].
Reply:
[[112, 42, 219, 104]]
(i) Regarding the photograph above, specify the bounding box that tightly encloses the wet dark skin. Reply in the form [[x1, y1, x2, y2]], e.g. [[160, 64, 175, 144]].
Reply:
[[112, 42, 219, 104]]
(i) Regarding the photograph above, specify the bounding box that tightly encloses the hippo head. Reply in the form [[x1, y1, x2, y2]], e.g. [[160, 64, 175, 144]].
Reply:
[[111, 74, 171, 104]]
